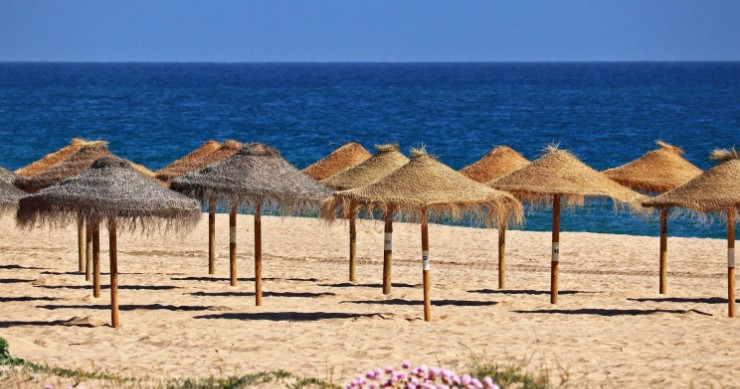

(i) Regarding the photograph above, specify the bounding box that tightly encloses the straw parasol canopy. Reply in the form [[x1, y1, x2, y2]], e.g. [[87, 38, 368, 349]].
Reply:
[[644, 149, 740, 318], [155, 140, 222, 183], [156, 140, 241, 184], [14, 138, 93, 176], [604, 140, 702, 295], [171, 143, 332, 305], [489, 145, 645, 303], [0, 167, 17, 184], [460, 146, 531, 183], [17, 156, 201, 328], [322, 147, 523, 321], [604, 141, 702, 193], [0, 180, 26, 216], [303, 142, 372, 181], [321, 144, 409, 286]]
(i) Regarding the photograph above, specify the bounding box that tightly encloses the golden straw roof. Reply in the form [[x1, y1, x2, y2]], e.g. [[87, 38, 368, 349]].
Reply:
[[460, 146, 530, 183], [303, 142, 372, 181], [155, 140, 221, 182], [322, 148, 523, 227], [15, 138, 103, 176], [489, 145, 646, 208], [323, 144, 410, 190], [155, 140, 241, 184], [603, 141, 702, 193], [644, 149, 740, 213]]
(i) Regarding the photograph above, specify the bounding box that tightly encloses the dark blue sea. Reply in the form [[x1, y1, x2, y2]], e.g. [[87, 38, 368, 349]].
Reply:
[[0, 62, 738, 238]]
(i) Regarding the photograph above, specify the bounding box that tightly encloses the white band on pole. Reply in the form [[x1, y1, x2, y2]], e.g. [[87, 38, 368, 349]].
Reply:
[[552, 242, 560, 262], [729, 248, 736, 268], [230, 226, 236, 243], [384, 233, 392, 251], [422, 250, 430, 270]]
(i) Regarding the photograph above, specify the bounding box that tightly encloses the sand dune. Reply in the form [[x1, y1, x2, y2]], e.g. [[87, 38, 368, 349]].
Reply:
[[1, 214, 738, 387]]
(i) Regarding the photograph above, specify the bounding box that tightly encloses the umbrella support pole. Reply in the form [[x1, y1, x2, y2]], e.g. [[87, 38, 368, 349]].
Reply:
[[77, 216, 85, 272], [229, 201, 237, 286], [208, 196, 216, 275], [92, 222, 101, 298], [551, 194, 560, 304], [383, 212, 393, 295], [85, 223, 93, 281], [349, 210, 357, 283], [108, 216, 119, 328], [659, 208, 668, 294], [421, 208, 431, 322], [728, 210, 735, 318], [254, 202, 262, 306], [498, 224, 506, 289]]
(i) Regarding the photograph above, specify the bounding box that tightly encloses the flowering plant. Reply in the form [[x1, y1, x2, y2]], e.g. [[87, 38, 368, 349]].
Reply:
[[345, 362, 499, 389]]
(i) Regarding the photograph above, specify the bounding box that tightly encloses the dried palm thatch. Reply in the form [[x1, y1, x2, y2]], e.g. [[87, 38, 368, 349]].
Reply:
[[17, 156, 201, 233], [489, 144, 646, 305], [604, 141, 702, 193], [644, 148, 740, 318], [128, 161, 156, 178], [16, 156, 201, 328], [14, 142, 112, 193], [0, 180, 26, 216], [14, 138, 97, 176], [0, 167, 17, 184], [489, 144, 646, 208], [322, 147, 523, 321], [323, 144, 410, 190], [156, 140, 241, 184], [155, 140, 221, 183], [303, 142, 372, 181], [171, 143, 332, 213], [604, 141, 702, 296], [460, 146, 531, 183]]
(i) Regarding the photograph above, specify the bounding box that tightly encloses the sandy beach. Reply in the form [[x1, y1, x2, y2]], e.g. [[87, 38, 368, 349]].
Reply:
[[1, 213, 738, 388]]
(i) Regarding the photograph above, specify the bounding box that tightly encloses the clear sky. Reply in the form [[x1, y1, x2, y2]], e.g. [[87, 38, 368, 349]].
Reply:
[[1, 0, 738, 62]]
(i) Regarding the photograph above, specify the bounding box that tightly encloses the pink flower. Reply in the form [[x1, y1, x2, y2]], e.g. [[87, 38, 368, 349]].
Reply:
[[44, 385, 53, 389], [402, 361, 411, 369]]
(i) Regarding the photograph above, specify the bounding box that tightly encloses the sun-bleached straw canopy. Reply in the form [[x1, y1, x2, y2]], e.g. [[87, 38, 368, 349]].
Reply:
[[460, 146, 530, 183], [303, 142, 372, 181], [171, 143, 332, 213], [0, 180, 26, 216], [157, 140, 241, 184], [322, 148, 524, 227], [0, 167, 17, 184], [14, 138, 96, 177], [323, 144, 410, 190], [155, 140, 222, 183], [604, 141, 702, 193], [489, 145, 646, 208], [643, 149, 740, 215], [17, 156, 201, 233]]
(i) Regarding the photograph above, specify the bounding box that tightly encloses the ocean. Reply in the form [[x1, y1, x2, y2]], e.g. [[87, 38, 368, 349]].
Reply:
[[0, 62, 738, 238]]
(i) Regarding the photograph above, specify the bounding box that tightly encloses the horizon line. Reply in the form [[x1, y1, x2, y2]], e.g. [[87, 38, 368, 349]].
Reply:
[[1, 60, 739, 65]]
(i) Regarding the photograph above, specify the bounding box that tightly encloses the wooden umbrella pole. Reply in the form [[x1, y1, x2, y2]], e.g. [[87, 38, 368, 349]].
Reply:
[[421, 207, 431, 322], [254, 200, 262, 306], [551, 194, 561, 304], [92, 221, 101, 298], [85, 223, 93, 281], [229, 200, 237, 287], [498, 223, 506, 289], [349, 204, 357, 283], [77, 215, 85, 272], [208, 195, 216, 275], [382, 210, 393, 295], [659, 207, 668, 294], [728, 209, 736, 318], [108, 215, 120, 328]]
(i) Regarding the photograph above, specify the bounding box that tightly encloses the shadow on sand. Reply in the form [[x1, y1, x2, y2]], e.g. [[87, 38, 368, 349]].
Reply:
[[194, 311, 385, 322], [0, 278, 35, 284], [628, 297, 735, 305], [36, 303, 227, 312], [343, 298, 496, 307], [190, 291, 335, 298], [34, 285, 179, 291], [171, 276, 317, 283], [514, 308, 713, 317], [318, 282, 419, 288], [0, 296, 60, 303], [468, 289, 594, 296]]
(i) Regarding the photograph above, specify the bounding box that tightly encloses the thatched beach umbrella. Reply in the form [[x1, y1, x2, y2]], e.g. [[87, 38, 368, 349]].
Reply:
[[157, 140, 240, 274], [14, 138, 92, 177], [322, 148, 523, 321], [0, 180, 25, 216], [324, 144, 410, 288], [461, 146, 531, 289], [171, 143, 332, 305], [604, 141, 702, 294], [0, 167, 17, 184], [303, 142, 372, 181], [17, 157, 200, 328], [490, 145, 645, 303], [644, 149, 740, 317]]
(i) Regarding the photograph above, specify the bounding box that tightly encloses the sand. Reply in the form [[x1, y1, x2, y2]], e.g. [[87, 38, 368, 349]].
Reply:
[[1, 213, 738, 388]]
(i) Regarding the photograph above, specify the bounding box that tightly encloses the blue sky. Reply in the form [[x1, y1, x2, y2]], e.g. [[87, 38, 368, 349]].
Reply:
[[1, 0, 738, 62]]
